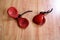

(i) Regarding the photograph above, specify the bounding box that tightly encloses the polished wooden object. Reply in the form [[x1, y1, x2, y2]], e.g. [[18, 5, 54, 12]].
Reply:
[[0, 0, 60, 40]]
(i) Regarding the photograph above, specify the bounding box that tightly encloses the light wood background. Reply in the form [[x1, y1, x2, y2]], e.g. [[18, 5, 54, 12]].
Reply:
[[0, 0, 60, 40]]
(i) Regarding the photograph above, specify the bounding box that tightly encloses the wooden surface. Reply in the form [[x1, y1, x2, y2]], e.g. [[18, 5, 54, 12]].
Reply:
[[0, 0, 60, 40]]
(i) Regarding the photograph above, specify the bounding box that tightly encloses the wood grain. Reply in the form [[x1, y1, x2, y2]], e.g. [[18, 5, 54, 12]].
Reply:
[[0, 0, 60, 40]]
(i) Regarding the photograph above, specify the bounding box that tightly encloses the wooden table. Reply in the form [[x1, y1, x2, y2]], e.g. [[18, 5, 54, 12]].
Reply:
[[0, 0, 60, 40]]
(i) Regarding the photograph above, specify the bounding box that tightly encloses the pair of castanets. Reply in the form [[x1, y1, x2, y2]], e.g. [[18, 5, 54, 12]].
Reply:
[[7, 7, 53, 29]]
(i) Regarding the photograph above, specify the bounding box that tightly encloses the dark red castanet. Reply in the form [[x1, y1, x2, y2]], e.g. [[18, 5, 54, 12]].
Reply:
[[17, 11, 32, 29], [33, 8, 53, 25], [33, 14, 45, 25], [17, 18, 29, 28], [7, 7, 18, 18]]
